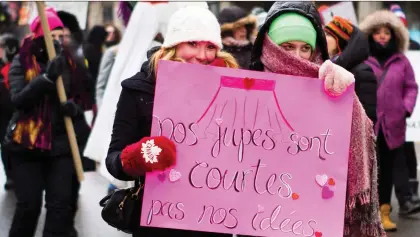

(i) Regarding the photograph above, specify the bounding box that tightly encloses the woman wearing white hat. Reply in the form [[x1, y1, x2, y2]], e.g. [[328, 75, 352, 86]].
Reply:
[[105, 5, 237, 237]]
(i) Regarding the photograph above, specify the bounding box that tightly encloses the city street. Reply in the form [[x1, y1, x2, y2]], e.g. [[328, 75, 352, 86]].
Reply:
[[0, 163, 419, 236]]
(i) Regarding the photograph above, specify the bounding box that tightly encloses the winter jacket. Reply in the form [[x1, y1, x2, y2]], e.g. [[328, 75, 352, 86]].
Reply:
[[4, 55, 92, 160], [96, 45, 118, 108], [333, 27, 378, 123], [106, 47, 230, 236], [0, 63, 13, 144], [222, 42, 253, 69], [250, 1, 329, 71], [360, 10, 418, 150]]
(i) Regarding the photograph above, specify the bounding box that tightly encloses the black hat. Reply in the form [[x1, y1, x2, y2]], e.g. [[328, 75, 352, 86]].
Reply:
[[57, 11, 82, 33]]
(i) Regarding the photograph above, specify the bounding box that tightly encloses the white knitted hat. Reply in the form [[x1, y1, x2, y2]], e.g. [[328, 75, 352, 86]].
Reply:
[[162, 6, 223, 49]]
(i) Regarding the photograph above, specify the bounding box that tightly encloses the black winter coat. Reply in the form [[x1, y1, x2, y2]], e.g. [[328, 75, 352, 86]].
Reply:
[[250, 1, 329, 71], [4, 55, 92, 160], [106, 48, 230, 237], [223, 43, 252, 69], [0, 69, 13, 144], [334, 27, 378, 123]]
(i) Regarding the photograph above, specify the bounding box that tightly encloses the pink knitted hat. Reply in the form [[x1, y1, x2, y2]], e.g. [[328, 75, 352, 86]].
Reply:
[[30, 8, 64, 38]]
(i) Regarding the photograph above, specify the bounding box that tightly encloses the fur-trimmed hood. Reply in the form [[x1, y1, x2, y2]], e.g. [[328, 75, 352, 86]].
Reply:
[[218, 6, 257, 39], [220, 15, 257, 32], [359, 10, 409, 52]]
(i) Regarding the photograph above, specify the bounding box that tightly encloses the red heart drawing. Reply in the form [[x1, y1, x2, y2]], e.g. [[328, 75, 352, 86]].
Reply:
[[292, 193, 299, 200], [243, 77, 255, 90], [315, 231, 322, 237], [328, 178, 335, 186]]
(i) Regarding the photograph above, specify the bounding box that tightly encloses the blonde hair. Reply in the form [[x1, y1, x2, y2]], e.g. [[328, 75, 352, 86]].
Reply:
[[150, 46, 239, 77]]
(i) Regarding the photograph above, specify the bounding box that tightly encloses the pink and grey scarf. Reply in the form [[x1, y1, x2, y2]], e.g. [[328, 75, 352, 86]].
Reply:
[[261, 34, 386, 237]]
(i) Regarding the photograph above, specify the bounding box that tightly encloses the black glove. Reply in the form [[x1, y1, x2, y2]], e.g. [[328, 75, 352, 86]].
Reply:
[[45, 53, 66, 82], [406, 111, 411, 118], [53, 39, 63, 55], [60, 100, 81, 117]]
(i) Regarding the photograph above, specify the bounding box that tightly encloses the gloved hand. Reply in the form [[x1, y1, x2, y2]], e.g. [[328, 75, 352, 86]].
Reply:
[[60, 100, 81, 117], [319, 60, 355, 97], [45, 54, 66, 82], [121, 136, 176, 177]]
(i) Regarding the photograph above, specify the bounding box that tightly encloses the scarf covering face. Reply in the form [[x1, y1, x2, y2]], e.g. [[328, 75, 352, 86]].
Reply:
[[260, 34, 386, 237], [12, 36, 92, 151]]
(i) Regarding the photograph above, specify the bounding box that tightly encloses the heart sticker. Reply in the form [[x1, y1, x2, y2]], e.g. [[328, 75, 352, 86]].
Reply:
[[215, 118, 223, 126], [244, 77, 255, 90], [315, 174, 328, 187], [328, 178, 335, 186], [315, 231, 323, 237], [322, 186, 334, 199], [257, 205, 264, 212], [292, 193, 299, 200], [157, 173, 166, 183], [169, 169, 182, 182]]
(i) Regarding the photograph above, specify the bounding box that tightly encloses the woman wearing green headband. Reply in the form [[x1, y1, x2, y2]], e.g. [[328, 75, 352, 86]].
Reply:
[[248, 2, 386, 237]]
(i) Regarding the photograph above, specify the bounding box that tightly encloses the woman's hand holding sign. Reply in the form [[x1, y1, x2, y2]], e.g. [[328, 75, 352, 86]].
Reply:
[[319, 60, 355, 97], [121, 136, 177, 177]]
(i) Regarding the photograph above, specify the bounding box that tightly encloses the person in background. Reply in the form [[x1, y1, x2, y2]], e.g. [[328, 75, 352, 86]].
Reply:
[[218, 5, 256, 69], [5, 9, 93, 237], [0, 33, 19, 191], [83, 25, 107, 85], [389, 3, 420, 204], [390, 4, 420, 50], [57, 11, 85, 64], [0, 2, 13, 35], [324, 16, 377, 123], [56, 10, 96, 237], [360, 9, 420, 232], [95, 23, 123, 109], [105, 5, 237, 237], [104, 23, 121, 48], [249, 2, 385, 236]]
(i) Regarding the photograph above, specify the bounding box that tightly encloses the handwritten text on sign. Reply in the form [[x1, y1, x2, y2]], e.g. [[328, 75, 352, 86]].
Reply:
[[140, 61, 354, 236]]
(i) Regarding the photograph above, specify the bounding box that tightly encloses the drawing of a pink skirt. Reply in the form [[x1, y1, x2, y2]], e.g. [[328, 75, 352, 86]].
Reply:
[[196, 76, 294, 145]]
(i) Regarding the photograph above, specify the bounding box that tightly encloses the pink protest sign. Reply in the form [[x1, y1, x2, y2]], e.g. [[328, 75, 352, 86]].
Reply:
[[140, 60, 354, 237]]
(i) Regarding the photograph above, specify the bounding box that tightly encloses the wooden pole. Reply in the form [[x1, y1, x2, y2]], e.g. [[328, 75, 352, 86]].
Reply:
[[35, 2, 84, 182]]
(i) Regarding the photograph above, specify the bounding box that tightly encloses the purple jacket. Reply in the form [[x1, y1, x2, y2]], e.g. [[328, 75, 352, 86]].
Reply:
[[365, 53, 418, 150]]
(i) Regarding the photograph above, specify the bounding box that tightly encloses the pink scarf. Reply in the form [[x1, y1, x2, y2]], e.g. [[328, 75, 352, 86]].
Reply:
[[261, 34, 386, 237]]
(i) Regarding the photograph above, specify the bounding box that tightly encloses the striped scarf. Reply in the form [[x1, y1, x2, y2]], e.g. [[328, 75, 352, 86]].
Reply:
[[12, 36, 92, 150]]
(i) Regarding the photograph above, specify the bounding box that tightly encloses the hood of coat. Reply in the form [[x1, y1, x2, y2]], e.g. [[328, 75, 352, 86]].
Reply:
[[250, 1, 329, 71], [359, 10, 409, 53], [334, 26, 370, 70], [121, 46, 160, 95], [218, 6, 257, 40]]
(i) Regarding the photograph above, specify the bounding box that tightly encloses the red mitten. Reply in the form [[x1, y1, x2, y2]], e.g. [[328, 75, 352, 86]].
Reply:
[[121, 136, 176, 177]]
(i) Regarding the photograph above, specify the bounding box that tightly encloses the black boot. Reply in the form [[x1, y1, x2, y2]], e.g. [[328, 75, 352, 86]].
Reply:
[[409, 180, 420, 203], [399, 200, 420, 216]]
